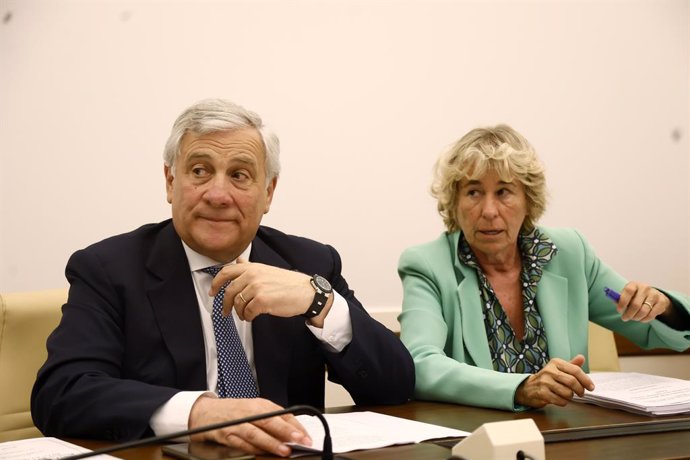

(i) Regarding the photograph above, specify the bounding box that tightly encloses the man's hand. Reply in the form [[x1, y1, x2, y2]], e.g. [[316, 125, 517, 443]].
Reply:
[[514, 354, 594, 408], [188, 396, 312, 457], [209, 258, 333, 325], [617, 281, 673, 324]]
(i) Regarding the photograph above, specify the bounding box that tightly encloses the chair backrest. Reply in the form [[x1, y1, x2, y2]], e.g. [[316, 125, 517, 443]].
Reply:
[[587, 322, 620, 372], [0, 288, 67, 442]]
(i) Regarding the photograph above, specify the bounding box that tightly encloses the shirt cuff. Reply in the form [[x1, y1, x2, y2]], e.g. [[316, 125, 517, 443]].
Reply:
[[305, 291, 353, 352], [150, 391, 216, 438]]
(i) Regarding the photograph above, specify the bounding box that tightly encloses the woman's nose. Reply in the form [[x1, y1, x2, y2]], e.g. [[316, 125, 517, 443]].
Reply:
[[480, 196, 499, 218]]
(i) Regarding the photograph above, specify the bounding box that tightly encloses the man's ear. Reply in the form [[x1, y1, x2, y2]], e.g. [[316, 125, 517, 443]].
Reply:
[[264, 176, 278, 214], [164, 164, 174, 204]]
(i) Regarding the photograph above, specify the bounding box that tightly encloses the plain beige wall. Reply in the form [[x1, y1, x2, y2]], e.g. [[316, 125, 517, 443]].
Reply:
[[1, 1, 688, 381]]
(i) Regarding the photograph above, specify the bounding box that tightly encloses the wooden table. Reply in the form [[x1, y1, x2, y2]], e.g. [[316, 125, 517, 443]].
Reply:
[[72, 400, 690, 459], [336, 400, 690, 442]]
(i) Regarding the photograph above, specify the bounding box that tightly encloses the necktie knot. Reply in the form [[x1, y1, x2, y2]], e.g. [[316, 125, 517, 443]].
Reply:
[[202, 266, 230, 293], [202, 266, 222, 277]]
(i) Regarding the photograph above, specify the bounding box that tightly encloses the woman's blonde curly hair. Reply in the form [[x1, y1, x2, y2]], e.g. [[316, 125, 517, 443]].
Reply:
[[431, 124, 547, 233]]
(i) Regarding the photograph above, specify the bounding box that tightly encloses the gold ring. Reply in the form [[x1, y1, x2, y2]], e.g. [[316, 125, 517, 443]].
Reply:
[[643, 301, 653, 309], [239, 292, 247, 304]]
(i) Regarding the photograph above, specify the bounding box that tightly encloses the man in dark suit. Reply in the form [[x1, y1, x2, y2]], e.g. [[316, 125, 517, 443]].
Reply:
[[31, 99, 414, 457]]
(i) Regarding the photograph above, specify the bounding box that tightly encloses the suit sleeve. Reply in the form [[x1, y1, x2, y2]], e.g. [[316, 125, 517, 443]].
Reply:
[[319, 245, 415, 405], [398, 246, 528, 411], [31, 248, 179, 441]]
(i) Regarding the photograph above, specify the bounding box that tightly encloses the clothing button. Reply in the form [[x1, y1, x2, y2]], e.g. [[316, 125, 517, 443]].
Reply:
[[357, 369, 368, 378]]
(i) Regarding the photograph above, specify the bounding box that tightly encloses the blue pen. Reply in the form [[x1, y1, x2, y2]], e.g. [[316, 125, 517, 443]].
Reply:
[[604, 287, 620, 303]]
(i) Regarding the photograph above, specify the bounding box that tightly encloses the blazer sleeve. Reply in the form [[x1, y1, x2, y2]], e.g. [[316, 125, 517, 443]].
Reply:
[[319, 245, 415, 405], [398, 245, 528, 411], [31, 248, 179, 441], [572, 229, 690, 351]]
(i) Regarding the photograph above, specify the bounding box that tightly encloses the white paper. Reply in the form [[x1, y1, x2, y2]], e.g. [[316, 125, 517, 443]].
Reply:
[[575, 372, 690, 416], [0, 437, 120, 460], [289, 410, 469, 454]]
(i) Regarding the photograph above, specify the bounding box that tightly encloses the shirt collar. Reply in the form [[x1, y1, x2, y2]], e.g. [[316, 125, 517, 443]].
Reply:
[[517, 227, 558, 268], [181, 241, 253, 272]]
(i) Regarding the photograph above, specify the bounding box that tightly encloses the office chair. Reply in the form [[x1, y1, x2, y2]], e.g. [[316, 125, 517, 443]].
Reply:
[[587, 322, 620, 372], [0, 288, 66, 441]]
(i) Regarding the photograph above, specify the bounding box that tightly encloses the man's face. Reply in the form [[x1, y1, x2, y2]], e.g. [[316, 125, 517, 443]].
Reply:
[[165, 128, 276, 262]]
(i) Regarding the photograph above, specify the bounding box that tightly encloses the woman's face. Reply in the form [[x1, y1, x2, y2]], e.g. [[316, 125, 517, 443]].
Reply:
[[455, 169, 528, 261]]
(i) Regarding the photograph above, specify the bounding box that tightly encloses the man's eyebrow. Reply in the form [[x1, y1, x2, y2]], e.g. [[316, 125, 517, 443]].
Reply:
[[230, 155, 258, 166]]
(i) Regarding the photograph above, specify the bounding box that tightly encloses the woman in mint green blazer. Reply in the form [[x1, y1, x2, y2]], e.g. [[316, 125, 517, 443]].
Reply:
[[398, 125, 690, 411]]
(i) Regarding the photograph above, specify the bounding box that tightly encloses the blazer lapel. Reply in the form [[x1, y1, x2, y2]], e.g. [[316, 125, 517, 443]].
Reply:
[[536, 270, 571, 360], [146, 223, 207, 390], [456, 266, 493, 369], [249, 233, 302, 404], [450, 233, 493, 369], [451, 231, 572, 367]]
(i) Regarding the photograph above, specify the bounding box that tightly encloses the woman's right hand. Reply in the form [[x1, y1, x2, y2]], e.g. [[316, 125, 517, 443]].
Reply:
[[514, 354, 595, 408]]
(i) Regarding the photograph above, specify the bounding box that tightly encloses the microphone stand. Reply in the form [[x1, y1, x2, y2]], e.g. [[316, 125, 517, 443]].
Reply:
[[59, 404, 333, 460]]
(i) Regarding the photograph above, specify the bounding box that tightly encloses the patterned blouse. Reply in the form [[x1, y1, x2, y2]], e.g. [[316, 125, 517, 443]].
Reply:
[[458, 227, 558, 374]]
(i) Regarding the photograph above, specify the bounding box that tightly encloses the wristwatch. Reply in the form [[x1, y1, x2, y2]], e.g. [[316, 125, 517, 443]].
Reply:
[[303, 274, 333, 318]]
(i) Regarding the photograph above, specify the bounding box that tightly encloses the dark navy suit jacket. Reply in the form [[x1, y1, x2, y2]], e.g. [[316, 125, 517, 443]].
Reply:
[[31, 220, 414, 441]]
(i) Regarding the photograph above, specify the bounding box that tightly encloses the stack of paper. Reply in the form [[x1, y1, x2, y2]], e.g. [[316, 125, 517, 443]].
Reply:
[[291, 410, 469, 454], [0, 437, 118, 459], [0, 412, 468, 459], [575, 372, 690, 416]]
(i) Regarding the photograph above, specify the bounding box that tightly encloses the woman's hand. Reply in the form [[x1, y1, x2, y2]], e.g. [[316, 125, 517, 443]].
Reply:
[[514, 354, 594, 408], [617, 282, 672, 323]]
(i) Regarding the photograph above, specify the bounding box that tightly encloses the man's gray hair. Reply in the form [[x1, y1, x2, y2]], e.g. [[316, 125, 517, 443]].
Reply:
[[163, 98, 281, 182]]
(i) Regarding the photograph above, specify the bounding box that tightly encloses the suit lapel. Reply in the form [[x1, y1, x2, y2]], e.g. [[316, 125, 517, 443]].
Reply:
[[536, 270, 571, 360], [146, 222, 207, 390], [249, 233, 302, 404]]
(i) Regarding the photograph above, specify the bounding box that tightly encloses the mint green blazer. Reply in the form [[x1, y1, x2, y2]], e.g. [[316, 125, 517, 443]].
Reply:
[[398, 227, 690, 411]]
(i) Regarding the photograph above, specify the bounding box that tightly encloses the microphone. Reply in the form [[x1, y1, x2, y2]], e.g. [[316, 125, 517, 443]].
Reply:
[[58, 404, 334, 460]]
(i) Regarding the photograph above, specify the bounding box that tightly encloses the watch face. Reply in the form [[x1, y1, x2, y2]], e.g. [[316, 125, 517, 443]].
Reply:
[[313, 275, 332, 292]]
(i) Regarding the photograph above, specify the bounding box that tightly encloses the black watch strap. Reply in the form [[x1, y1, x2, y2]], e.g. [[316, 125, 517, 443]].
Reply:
[[303, 274, 332, 318]]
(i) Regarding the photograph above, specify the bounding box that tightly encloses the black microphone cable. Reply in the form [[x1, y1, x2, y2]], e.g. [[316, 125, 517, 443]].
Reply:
[[58, 404, 334, 460]]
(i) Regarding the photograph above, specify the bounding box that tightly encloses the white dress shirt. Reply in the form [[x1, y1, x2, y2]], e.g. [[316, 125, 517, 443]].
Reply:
[[149, 242, 353, 436]]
